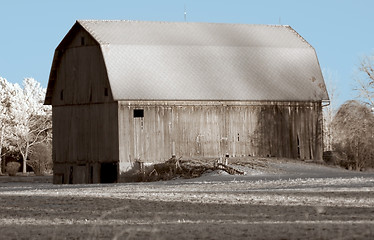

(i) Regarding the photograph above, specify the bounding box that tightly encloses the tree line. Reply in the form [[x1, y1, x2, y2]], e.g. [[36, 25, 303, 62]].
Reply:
[[0, 77, 52, 175]]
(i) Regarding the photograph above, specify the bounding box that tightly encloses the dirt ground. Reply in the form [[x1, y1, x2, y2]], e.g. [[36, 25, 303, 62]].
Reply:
[[1, 160, 374, 240]]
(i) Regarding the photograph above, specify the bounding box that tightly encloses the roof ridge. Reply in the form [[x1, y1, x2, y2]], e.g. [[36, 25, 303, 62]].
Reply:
[[77, 19, 291, 28]]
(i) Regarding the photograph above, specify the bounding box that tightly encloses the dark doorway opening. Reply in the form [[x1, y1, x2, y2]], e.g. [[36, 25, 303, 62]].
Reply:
[[90, 166, 94, 184], [297, 135, 301, 159], [100, 163, 118, 183], [69, 166, 73, 184]]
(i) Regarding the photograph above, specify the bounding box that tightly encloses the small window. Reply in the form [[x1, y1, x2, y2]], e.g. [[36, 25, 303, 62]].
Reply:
[[60, 90, 64, 100], [104, 88, 108, 96], [133, 109, 144, 118], [81, 37, 85, 46]]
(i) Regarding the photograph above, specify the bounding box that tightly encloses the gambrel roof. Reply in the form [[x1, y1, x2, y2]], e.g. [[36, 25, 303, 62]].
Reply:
[[45, 20, 328, 104]]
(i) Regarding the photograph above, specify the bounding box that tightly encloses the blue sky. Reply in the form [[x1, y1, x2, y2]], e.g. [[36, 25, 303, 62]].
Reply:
[[1, 0, 373, 107]]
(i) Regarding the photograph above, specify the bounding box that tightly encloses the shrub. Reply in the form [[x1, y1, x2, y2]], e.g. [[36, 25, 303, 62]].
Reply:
[[6, 162, 21, 176], [28, 142, 52, 175]]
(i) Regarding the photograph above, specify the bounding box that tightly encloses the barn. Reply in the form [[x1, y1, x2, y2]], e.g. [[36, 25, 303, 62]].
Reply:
[[44, 20, 329, 184]]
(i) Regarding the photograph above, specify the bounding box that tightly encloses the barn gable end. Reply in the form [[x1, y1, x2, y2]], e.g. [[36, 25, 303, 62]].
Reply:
[[45, 23, 113, 105], [46, 22, 119, 184]]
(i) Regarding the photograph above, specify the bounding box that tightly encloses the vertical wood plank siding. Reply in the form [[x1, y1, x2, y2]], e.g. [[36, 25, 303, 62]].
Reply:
[[53, 103, 119, 164], [50, 30, 117, 183], [52, 103, 118, 183], [51, 29, 112, 106], [118, 101, 323, 171]]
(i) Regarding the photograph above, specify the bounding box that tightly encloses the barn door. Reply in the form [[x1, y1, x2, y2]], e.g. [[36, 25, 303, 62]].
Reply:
[[133, 109, 144, 160]]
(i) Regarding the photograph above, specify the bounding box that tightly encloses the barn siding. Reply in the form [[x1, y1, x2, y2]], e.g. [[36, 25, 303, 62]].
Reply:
[[118, 101, 323, 173], [51, 28, 112, 106], [50, 28, 119, 183], [52, 103, 119, 184]]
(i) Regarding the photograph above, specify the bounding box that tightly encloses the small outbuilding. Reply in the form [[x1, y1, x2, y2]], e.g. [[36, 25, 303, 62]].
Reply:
[[45, 20, 329, 184]]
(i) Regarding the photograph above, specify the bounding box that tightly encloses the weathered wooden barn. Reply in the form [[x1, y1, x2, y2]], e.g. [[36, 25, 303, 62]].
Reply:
[[45, 20, 329, 184]]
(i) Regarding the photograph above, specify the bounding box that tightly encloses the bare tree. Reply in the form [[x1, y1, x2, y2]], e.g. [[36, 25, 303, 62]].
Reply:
[[331, 100, 374, 170], [354, 54, 374, 109], [322, 69, 339, 151]]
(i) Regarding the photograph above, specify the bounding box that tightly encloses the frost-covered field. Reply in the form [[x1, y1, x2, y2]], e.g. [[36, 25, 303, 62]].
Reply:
[[1, 161, 374, 240]]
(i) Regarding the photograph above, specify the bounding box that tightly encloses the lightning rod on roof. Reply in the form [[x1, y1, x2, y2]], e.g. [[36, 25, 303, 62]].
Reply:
[[184, 5, 187, 22]]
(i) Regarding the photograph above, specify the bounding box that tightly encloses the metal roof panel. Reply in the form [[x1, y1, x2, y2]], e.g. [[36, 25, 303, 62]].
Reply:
[[101, 45, 327, 101]]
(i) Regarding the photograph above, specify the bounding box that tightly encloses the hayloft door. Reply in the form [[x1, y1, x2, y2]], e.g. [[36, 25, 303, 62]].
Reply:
[[133, 109, 144, 161]]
